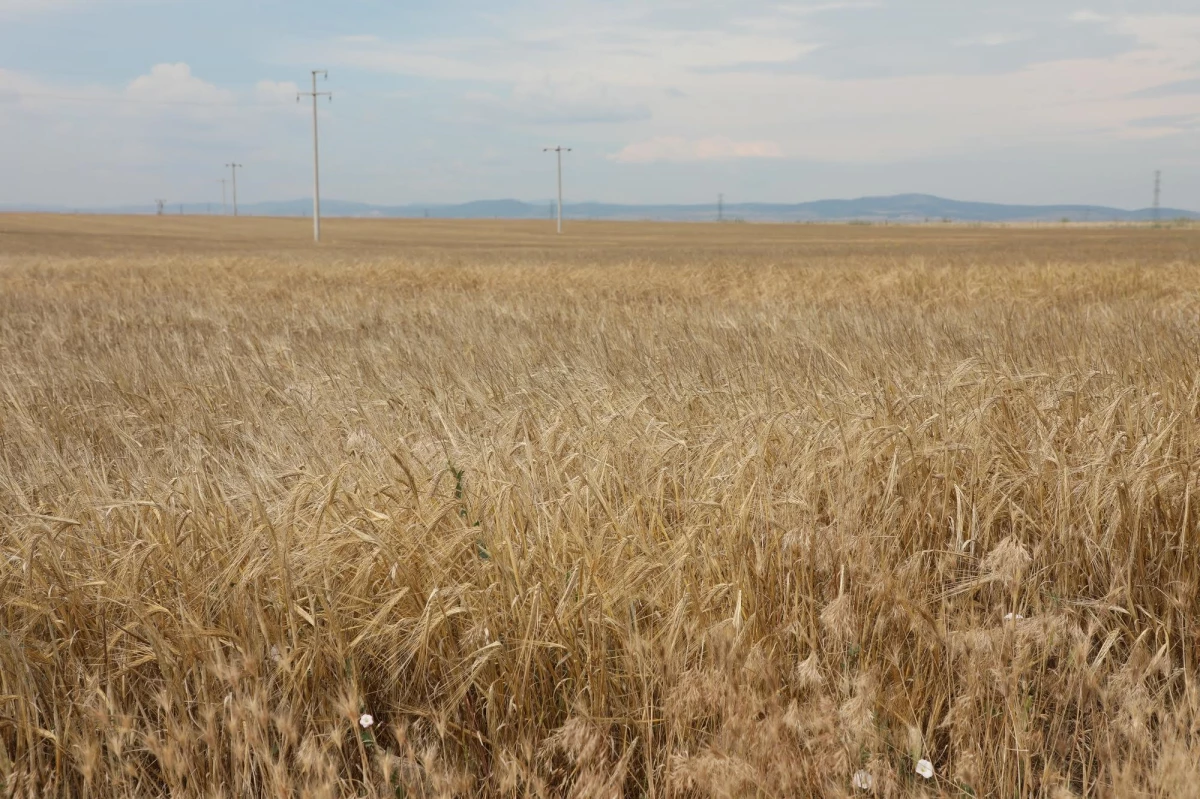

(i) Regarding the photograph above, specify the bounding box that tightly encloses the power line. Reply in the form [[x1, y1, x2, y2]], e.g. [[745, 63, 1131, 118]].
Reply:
[[226, 163, 243, 217], [543, 145, 571, 234], [298, 70, 332, 243]]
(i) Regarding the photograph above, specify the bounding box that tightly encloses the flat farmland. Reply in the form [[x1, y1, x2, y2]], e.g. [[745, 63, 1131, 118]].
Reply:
[[2, 215, 1200, 797]]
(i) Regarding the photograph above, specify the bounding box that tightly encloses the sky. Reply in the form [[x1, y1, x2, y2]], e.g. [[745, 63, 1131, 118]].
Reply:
[[2, 0, 1199, 209]]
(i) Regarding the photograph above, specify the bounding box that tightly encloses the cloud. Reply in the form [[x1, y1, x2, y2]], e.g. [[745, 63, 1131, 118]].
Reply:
[[1128, 78, 1200, 98], [466, 81, 650, 125], [0, 0, 151, 18], [954, 33, 1027, 48], [611, 136, 783, 163], [1113, 14, 1200, 66], [313, 9, 824, 85], [292, 4, 1200, 167], [8, 3, 1200, 207], [255, 79, 301, 104], [125, 63, 234, 105], [0, 63, 322, 206], [1129, 113, 1199, 130], [0, 0, 86, 15], [780, 1, 882, 14]]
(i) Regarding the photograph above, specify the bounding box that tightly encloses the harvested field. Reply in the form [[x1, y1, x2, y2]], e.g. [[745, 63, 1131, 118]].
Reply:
[[2, 215, 1200, 797]]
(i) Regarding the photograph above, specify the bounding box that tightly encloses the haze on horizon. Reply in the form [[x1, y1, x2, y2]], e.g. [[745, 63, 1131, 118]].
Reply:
[[1, 0, 1198, 211]]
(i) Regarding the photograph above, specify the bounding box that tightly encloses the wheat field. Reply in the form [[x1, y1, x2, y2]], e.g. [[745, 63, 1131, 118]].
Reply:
[[2, 215, 1200, 798]]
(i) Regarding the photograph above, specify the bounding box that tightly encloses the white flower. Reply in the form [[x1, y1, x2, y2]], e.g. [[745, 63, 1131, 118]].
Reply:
[[1003, 613, 1025, 622], [359, 714, 374, 729], [915, 759, 934, 779], [270, 645, 281, 663], [852, 770, 874, 790]]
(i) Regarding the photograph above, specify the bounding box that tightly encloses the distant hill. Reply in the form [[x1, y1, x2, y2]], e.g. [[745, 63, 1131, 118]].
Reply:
[[4, 194, 1197, 223]]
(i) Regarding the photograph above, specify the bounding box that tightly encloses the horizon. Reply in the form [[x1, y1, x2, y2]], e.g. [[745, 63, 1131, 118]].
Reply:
[[5, 191, 1197, 218], [2, 2, 1199, 209]]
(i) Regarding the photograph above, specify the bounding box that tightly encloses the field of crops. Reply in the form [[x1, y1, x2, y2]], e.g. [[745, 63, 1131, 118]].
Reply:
[[2, 215, 1200, 797]]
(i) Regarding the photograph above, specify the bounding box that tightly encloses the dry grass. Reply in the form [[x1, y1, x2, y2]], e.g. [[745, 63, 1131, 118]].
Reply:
[[2, 216, 1200, 797]]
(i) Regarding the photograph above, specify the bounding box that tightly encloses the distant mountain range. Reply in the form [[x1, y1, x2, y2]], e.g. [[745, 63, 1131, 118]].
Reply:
[[4, 194, 1197, 223]]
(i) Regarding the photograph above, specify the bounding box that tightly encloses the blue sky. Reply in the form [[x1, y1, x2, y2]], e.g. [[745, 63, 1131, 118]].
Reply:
[[2, 0, 1199, 209]]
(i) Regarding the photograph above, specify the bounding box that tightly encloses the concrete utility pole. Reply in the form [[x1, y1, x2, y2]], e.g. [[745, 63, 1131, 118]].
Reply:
[[1153, 170, 1162, 225], [226, 163, 243, 217], [155, 199, 166, 216], [298, 70, 332, 242], [543, 146, 571, 233], [718, 193, 724, 223], [218, 178, 228, 215]]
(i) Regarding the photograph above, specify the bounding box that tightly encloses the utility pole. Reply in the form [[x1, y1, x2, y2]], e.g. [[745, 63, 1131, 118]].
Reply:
[[1153, 170, 1162, 225], [718, 193, 724, 223], [298, 70, 332, 242], [226, 163, 243, 217], [543, 146, 571, 233], [155, 199, 166, 216], [218, 178, 228, 215]]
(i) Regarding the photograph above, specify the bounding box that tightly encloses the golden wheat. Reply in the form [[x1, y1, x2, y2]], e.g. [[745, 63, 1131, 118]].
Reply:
[[2, 218, 1200, 797]]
